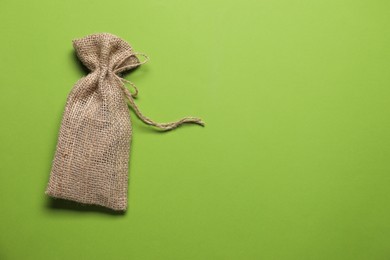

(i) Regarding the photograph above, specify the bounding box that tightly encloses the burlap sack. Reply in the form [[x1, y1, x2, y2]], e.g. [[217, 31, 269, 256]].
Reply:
[[45, 33, 204, 211]]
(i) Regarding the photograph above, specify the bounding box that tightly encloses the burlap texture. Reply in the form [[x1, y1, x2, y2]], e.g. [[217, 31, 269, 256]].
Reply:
[[45, 33, 204, 211]]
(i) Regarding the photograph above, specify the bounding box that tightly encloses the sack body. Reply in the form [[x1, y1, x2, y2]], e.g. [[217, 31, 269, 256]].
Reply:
[[46, 33, 204, 211]]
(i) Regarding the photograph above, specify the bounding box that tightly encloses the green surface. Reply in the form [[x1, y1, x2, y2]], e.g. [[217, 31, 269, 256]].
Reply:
[[1, 0, 390, 259]]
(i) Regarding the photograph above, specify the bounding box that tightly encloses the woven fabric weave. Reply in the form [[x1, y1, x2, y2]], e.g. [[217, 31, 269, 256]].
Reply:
[[45, 33, 203, 211]]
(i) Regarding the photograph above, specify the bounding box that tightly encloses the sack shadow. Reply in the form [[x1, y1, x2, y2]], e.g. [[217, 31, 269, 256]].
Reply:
[[45, 196, 126, 216]]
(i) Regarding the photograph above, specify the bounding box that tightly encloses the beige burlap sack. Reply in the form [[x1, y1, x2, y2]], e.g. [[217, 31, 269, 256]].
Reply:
[[45, 33, 204, 211]]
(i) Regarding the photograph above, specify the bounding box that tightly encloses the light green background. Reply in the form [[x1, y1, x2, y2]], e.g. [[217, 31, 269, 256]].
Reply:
[[1, 0, 390, 259]]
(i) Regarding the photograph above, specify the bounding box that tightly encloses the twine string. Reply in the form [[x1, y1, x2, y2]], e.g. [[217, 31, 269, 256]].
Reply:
[[113, 53, 205, 131]]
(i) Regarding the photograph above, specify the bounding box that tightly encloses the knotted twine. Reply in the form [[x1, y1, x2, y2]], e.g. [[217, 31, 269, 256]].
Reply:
[[45, 33, 204, 211]]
